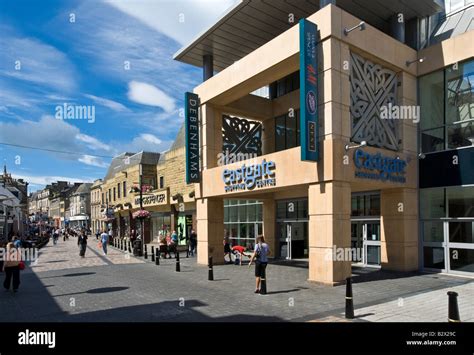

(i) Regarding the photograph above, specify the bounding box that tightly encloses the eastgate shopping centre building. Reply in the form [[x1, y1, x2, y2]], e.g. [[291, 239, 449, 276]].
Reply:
[[175, 0, 474, 285]]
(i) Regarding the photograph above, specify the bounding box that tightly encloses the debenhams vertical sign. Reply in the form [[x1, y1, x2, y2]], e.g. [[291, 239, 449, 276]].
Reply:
[[185, 92, 200, 184]]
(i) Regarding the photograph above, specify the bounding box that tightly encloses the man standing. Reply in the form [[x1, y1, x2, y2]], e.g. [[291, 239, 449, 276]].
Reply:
[[189, 229, 197, 256], [100, 230, 109, 256]]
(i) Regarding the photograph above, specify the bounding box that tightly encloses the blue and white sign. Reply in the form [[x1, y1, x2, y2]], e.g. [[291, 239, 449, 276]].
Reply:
[[354, 149, 407, 183], [222, 159, 276, 192], [299, 19, 319, 162], [185, 92, 200, 184]]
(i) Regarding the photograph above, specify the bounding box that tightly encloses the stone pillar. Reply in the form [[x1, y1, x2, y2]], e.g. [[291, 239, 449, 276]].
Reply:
[[262, 199, 276, 258], [308, 181, 351, 285], [203, 54, 214, 81], [196, 197, 224, 265], [201, 104, 222, 170], [380, 188, 418, 271]]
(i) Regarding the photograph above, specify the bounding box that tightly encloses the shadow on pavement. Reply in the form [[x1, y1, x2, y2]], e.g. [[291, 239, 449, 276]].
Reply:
[[351, 267, 420, 284]]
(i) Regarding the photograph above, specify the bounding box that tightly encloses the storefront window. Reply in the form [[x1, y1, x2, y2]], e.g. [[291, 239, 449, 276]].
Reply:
[[449, 222, 474, 243], [420, 70, 444, 131], [423, 221, 444, 242], [420, 188, 446, 219], [224, 200, 263, 249], [449, 248, 474, 272], [447, 186, 474, 217], [350, 193, 380, 217], [424, 247, 445, 269]]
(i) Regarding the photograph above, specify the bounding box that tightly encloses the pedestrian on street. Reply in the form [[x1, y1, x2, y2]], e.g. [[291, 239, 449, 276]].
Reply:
[[170, 230, 178, 258], [95, 230, 100, 240], [232, 245, 251, 266], [3, 242, 21, 292], [100, 230, 109, 256], [78, 230, 88, 258], [248, 235, 270, 294], [223, 235, 233, 264], [189, 229, 197, 256]]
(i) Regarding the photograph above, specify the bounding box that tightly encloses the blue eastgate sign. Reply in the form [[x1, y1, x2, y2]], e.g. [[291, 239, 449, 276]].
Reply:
[[222, 159, 276, 192], [354, 149, 407, 183], [299, 18, 319, 162]]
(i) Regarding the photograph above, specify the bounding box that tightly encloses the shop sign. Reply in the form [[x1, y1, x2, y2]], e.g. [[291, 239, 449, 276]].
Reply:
[[133, 192, 167, 207], [222, 159, 276, 192], [185, 92, 200, 184], [354, 149, 407, 183], [299, 19, 319, 162]]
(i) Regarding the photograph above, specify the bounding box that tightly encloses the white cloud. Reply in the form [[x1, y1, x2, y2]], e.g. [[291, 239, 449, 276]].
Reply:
[[104, 0, 239, 46], [84, 94, 129, 112], [75, 133, 112, 152], [78, 155, 109, 168], [127, 81, 175, 112], [140, 133, 162, 145], [0, 26, 76, 92]]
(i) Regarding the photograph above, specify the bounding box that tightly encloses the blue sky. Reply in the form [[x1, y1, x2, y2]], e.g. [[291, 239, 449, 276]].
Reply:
[[0, 0, 236, 192]]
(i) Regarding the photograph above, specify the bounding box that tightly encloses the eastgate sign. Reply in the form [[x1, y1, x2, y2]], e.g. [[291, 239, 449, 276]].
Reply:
[[222, 159, 276, 192], [354, 149, 407, 183]]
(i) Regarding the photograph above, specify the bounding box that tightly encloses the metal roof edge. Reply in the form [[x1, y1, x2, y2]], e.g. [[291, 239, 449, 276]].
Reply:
[[173, 0, 248, 63]]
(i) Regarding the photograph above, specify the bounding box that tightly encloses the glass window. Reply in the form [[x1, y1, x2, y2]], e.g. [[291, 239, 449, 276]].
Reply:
[[159, 176, 164, 189], [449, 222, 474, 243], [286, 202, 297, 219], [366, 194, 380, 216], [423, 221, 444, 242], [424, 247, 445, 269], [419, 70, 444, 131], [229, 205, 238, 222], [117, 183, 121, 199], [445, 60, 474, 126], [351, 195, 364, 216], [286, 113, 297, 149], [447, 186, 474, 217], [297, 200, 308, 219], [123, 181, 127, 197], [238, 205, 247, 222], [449, 248, 474, 272], [421, 127, 445, 153], [224, 206, 229, 223], [247, 204, 256, 222], [276, 202, 286, 219], [420, 188, 446, 219], [447, 122, 474, 149], [275, 115, 286, 152]]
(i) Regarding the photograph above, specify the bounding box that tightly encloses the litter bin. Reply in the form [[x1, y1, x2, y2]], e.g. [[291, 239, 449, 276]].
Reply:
[[133, 240, 143, 257]]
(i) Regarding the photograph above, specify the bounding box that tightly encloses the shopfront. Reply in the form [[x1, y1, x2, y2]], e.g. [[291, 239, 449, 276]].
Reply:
[[276, 199, 308, 260]]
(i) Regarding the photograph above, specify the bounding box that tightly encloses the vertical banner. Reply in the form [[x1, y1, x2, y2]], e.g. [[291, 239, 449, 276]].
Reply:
[[185, 92, 200, 183], [299, 19, 319, 161]]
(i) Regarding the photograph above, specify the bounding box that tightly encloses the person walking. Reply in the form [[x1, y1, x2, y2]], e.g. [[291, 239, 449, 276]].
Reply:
[[170, 230, 178, 258], [95, 230, 100, 240], [3, 242, 21, 292], [189, 229, 197, 257], [223, 235, 233, 264], [248, 235, 270, 294], [77, 230, 88, 258], [100, 230, 109, 256]]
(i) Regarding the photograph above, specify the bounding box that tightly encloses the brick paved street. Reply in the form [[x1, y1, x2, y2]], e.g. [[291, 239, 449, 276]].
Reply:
[[0, 238, 472, 322]]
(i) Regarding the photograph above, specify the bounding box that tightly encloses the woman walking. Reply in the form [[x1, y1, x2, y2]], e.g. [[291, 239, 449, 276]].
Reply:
[[248, 235, 270, 295], [78, 230, 88, 258], [3, 242, 21, 292]]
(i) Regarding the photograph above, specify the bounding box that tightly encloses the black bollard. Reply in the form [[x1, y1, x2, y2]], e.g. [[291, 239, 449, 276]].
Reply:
[[151, 246, 155, 262], [155, 248, 160, 265], [447, 291, 461, 322], [208, 256, 214, 281], [345, 277, 354, 319], [260, 267, 267, 295], [176, 251, 180, 272], [144, 244, 148, 259]]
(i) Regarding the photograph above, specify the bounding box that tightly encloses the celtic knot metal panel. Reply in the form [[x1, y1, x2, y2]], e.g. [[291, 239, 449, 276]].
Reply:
[[222, 115, 262, 155], [350, 52, 399, 150]]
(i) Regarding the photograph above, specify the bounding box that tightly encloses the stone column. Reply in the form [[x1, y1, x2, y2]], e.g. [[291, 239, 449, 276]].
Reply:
[[196, 197, 224, 265], [380, 188, 418, 271], [262, 199, 276, 258], [308, 181, 351, 285]]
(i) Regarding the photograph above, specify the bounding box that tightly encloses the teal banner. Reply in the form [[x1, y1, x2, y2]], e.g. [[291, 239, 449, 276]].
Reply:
[[299, 19, 319, 161], [185, 92, 200, 183]]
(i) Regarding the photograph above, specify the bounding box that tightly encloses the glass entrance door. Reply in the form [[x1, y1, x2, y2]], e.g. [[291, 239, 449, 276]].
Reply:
[[277, 221, 308, 260], [351, 220, 381, 266]]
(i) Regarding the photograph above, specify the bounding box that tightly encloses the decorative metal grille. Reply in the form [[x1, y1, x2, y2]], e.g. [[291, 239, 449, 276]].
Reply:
[[350, 52, 399, 150], [222, 115, 262, 155]]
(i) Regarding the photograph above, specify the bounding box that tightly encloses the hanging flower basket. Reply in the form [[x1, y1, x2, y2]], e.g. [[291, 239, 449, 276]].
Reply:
[[132, 209, 151, 220]]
